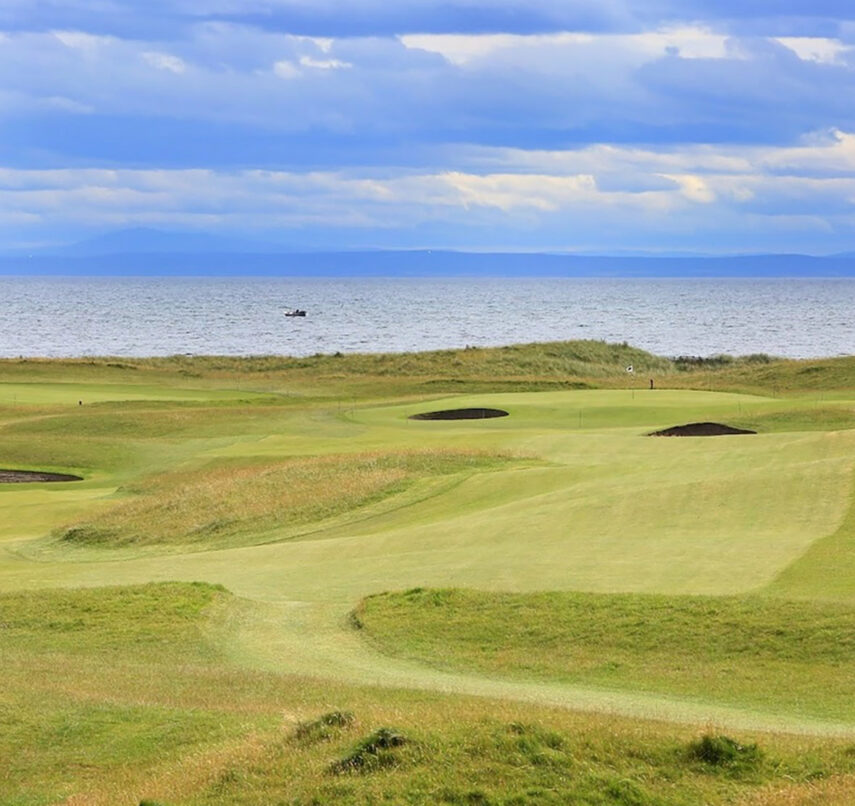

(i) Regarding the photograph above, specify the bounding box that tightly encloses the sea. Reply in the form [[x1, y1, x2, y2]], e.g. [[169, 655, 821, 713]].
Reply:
[[1, 276, 854, 359]]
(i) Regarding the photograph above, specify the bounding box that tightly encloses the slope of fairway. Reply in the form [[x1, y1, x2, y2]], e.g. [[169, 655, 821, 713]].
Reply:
[[767, 471, 855, 602], [354, 588, 855, 723]]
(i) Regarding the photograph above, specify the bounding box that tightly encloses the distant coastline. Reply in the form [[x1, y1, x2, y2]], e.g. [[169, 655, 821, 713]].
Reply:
[[5, 250, 855, 277]]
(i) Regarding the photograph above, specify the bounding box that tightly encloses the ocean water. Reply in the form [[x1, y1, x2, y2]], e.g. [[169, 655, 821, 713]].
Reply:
[[1, 276, 853, 359]]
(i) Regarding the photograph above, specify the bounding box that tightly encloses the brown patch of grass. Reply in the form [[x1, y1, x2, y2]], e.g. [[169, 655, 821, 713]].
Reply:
[[56, 450, 508, 549]]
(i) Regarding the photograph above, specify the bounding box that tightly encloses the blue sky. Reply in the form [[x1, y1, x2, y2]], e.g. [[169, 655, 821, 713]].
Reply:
[[4, 1, 855, 253]]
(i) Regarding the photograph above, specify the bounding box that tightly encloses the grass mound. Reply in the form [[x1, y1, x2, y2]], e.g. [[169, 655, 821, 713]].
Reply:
[[330, 727, 410, 774], [187, 713, 855, 805], [56, 450, 509, 550], [355, 588, 855, 721]]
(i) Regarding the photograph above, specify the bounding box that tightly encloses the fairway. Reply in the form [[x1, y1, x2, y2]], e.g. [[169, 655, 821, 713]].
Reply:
[[2, 346, 855, 804]]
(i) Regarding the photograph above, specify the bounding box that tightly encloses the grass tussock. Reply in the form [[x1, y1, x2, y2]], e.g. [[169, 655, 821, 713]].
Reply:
[[293, 711, 356, 745], [185, 714, 854, 806], [56, 450, 509, 549], [329, 727, 410, 774], [688, 734, 762, 771], [355, 588, 855, 722]]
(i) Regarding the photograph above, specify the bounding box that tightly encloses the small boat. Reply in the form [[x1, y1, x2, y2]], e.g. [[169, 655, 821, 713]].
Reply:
[[284, 308, 307, 317]]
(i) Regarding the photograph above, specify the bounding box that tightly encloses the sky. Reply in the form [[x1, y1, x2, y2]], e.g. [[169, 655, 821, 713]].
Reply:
[[4, 1, 855, 254]]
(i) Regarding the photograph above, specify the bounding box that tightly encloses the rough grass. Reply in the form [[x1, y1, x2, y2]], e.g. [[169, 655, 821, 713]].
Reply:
[[184, 713, 855, 806], [354, 588, 855, 722], [56, 450, 511, 549], [0, 340, 672, 380], [0, 583, 253, 806], [3, 340, 855, 400], [2, 587, 855, 803], [0, 581, 228, 659]]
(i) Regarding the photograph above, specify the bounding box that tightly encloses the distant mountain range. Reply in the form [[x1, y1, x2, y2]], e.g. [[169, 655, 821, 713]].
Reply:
[[26, 227, 290, 257], [3, 228, 855, 277]]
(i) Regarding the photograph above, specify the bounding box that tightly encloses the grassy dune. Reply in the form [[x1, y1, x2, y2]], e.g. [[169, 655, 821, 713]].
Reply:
[[4, 339, 854, 397], [2, 340, 855, 804]]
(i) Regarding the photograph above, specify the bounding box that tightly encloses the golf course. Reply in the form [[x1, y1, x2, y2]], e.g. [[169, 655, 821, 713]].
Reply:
[[2, 341, 855, 805]]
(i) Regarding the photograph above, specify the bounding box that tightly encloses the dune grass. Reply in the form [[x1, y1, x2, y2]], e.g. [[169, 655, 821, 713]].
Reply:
[[54, 450, 511, 550], [3, 339, 855, 400], [354, 588, 855, 723]]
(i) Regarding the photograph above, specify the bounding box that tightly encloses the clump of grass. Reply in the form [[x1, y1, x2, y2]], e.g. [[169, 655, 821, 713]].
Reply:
[[56, 450, 509, 550], [330, 727, 409, 774], [294, 711, 356, 744], [688, 734, 762, 770]]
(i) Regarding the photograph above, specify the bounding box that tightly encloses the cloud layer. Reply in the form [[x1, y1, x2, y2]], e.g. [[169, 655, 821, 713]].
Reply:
[[3, 3, 855, 252]]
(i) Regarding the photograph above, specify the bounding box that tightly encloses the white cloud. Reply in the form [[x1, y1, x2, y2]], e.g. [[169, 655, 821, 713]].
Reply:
[[52, 30, 113, 51], [438, 171, 598, 211], [142, 51, 187, 73], [299, 55, 352, 70], [273, 59, 300, 78], [400, 33, 588, 66], [294, 35, 334, 53], [776, 37, 852, 64], [5, 130, 855, 233], [662, 173, 716, 203], [400, 26, 736, 67]]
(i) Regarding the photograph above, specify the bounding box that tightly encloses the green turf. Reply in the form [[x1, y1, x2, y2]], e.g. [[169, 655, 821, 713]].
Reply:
[[2, 341, 855, 803], [354, 588, 855, 722]]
